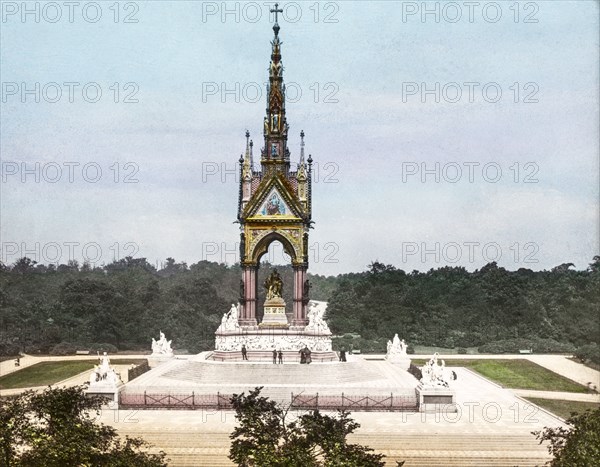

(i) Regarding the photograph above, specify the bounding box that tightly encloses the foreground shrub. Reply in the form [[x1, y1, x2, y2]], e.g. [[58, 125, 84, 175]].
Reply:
[[229, 387, 402, 466], [0, 385, 168, 466], [534, 407, 600, 466]]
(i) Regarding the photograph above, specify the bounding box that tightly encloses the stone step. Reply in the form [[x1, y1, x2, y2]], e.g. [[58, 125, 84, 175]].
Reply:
[[120, 429, 551, 467], [133, 431, 550, 447], [149, 451, 548, 467]]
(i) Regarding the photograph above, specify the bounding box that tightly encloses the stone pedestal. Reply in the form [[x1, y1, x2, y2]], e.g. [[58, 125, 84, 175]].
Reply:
[[86, 353, 124, 404], [259, 297, 289, 327], [87, 384, 123, 404], [416, 384, 457, 413], [87, 373, 123, 404]]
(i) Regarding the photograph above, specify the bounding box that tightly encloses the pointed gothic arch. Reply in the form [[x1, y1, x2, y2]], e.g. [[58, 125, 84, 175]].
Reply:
[[252, 231, 298, 265]]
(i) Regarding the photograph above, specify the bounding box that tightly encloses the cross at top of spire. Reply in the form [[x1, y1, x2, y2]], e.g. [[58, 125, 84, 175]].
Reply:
[[271, 3, 283, 36]]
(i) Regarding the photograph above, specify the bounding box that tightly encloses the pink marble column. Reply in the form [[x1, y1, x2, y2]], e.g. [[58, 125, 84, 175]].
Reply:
[[240, 267, 257, 326], [292, 266, 307, 326]]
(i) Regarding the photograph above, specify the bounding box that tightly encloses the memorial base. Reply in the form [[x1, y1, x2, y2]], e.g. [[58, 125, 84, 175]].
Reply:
[[416, 384, 457, 413], [213, 326, 336, 362]]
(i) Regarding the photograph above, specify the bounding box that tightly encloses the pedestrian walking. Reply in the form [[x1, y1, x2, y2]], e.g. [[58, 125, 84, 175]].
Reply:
[[272, 349, 277, 364], [278, 350, 283, 364], [241, 345, 248, 361]]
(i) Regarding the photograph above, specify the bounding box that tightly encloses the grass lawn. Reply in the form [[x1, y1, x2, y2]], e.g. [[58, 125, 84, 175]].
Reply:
[[0, 359, 146, 390], [411, 359, 588, 393], [525, 397, 599, 420]]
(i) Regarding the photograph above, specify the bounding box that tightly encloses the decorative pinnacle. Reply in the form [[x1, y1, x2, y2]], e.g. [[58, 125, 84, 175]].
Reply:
[[239, 154, 244, 163], [307, 154, 313, 164], [300, 130, 305, 162], [271, 3, 283, 36]]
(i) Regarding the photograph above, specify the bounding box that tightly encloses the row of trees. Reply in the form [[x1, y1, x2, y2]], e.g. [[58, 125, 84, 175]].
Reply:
[[0, 386, 167, 466], [1, 256, 598, 358], [327, 259, 600, 356]]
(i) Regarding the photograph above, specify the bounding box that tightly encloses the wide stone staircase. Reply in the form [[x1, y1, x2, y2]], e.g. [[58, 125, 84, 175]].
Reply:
[[118, 429, 551, 466]]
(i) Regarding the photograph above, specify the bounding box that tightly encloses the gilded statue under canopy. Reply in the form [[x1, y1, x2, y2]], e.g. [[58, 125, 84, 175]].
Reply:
[[264, 269, 283, 300]]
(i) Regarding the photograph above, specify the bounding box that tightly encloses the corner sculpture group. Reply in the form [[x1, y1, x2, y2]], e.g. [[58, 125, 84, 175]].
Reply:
[[89, 352, 121, 387], [420, 352, 457, 388], [151, 331, 173, 356]]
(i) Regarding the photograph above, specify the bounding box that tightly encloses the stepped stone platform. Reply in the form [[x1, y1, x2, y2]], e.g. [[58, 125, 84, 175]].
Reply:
[[121, 353, 419, 406], [104, 367, 562, 467]]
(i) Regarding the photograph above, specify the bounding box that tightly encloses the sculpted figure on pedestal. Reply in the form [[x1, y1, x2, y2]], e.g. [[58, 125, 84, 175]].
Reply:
[[264, 269, 283, 300], [386, 333, 408, 358]]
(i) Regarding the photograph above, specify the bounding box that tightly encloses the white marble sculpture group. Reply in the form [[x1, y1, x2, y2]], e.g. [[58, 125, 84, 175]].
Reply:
[[420, 352, 456, 387], [151, 331, 173, 356], [88, 352, 122, 388], [385, 333, 411, 369], [386, 334, 407, 357], [216, 304, 241, 333], [304, 301, 331, 334], [214, 301, 332, 352]]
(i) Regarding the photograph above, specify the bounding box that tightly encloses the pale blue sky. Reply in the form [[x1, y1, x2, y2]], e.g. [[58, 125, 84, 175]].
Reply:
[[1, 1, 598, 275]]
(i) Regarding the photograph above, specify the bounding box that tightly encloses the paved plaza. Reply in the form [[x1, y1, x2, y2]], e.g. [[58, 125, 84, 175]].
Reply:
[[3, 353, 598, 465], [99, 366, 566, 466]]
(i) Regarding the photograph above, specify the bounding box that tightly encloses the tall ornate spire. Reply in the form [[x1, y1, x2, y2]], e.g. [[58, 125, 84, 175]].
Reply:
[[234, 18, 315, 330], [262, 3, 289, 175]]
